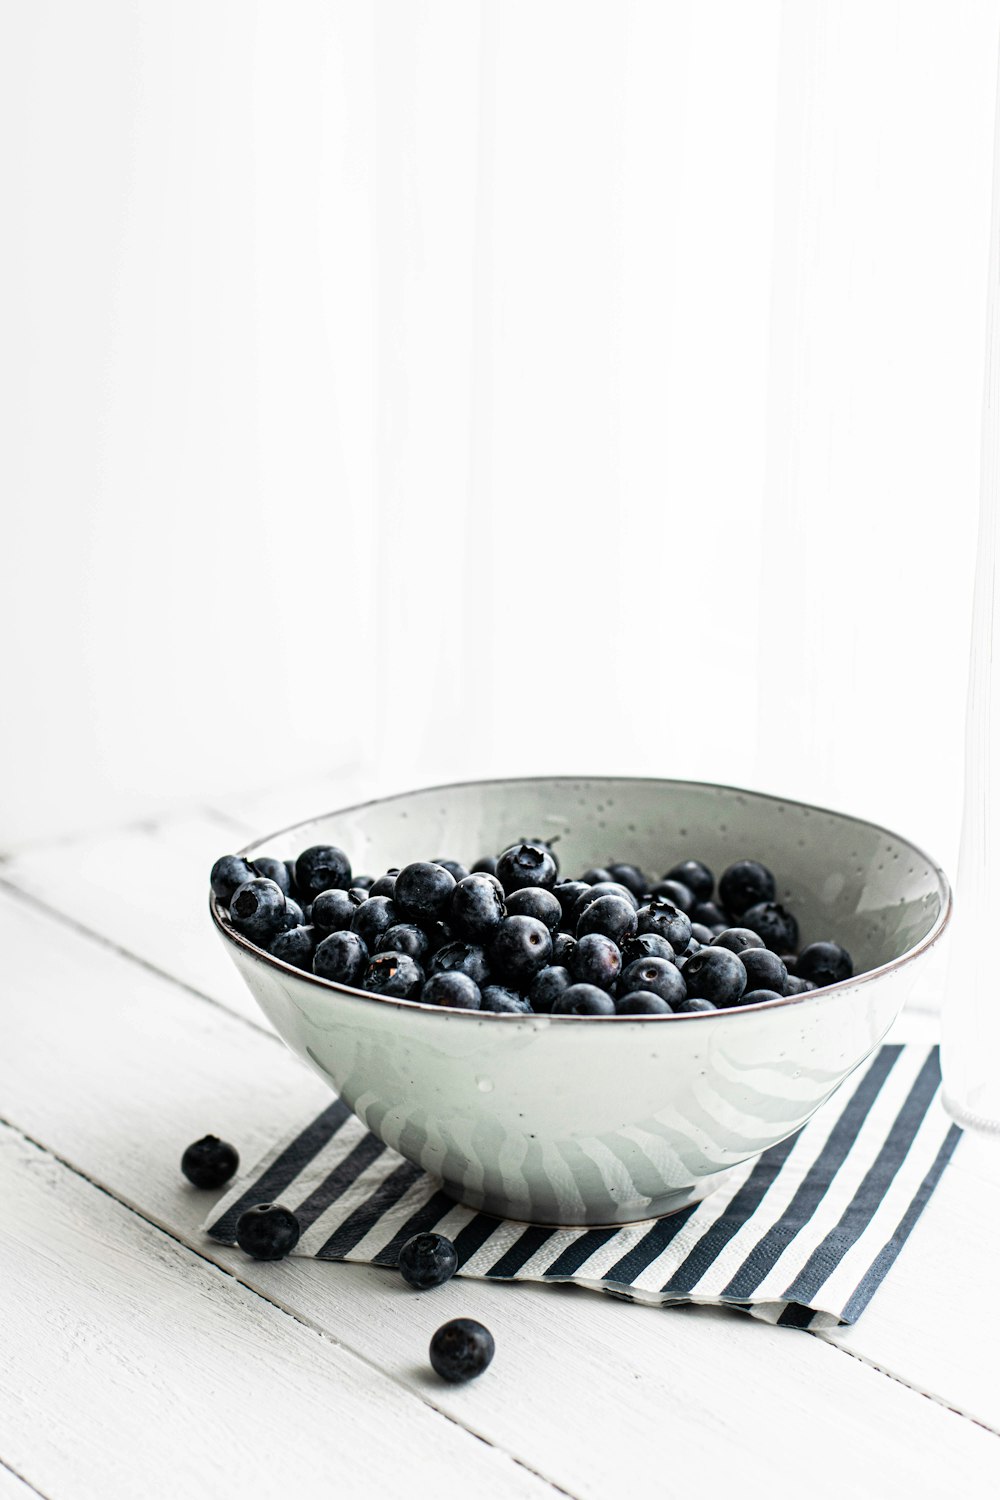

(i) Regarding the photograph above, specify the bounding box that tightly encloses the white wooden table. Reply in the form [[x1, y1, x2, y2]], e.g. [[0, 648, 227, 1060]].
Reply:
[[2, 781, 998, 1500]]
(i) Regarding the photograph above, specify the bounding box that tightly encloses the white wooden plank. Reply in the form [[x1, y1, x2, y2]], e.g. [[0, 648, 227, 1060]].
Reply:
[[0, 1464, 43, 1500], [0, 891, 996, 1500], [0, 1128, 552, 1500]]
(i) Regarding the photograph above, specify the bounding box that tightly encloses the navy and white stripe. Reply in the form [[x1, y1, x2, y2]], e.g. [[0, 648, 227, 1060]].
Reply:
[[205, 1043, 960, 1329]]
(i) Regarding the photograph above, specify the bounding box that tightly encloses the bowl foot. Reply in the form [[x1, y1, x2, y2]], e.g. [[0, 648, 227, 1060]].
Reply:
[[439, 1168, 737, 1230]]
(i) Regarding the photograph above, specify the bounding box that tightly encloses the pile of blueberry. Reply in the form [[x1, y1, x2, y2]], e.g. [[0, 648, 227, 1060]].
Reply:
[[211, 839, 853, 1015], [182, 1135, 492, 1382]]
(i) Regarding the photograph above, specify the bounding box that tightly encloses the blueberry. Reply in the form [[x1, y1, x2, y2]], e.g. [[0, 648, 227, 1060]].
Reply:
[[553, 881, 592, 925], [490, 915, 553, 983], [576, 894, 638, 947], [683, 946, 747, 1006], [496, 843, 558, 894], [375, 923, 430, 962], [424, 919, 457, 953], [616, 991, 673, 1015], [251, 856, 293, 897], [579, 867, 613, 886], [394, 862, 457, 923], [621, 932, 676, 967], [783, 974, 816, 996], [369, 870, 399, 899], [351, 895, 398, 949], [691, 900, 727, 928], [421, 972, 482, 1010], [664, 860, 714, 903], [235, 1203, 301, 1260], [649, 879, 695, 914], [797, 941, 853, 988], [742, 901, 799, 954], [675, 995, 717, 1014], [741, 988, 784, 1005], [529, 965, 572, 1013], [363, 952, 424, 998], [434, 859, 470, 882], [505, 886, 562, 931], [552, 984, 616, 1016], [635, 898, 691, 955], [740, 947, 788, 993], [711, 927, 765, 955], [575, 881, 640, 916], [229, 878, 287, 943], [352, 875, 375, 891], [269, 924, 316, 970], [451, 873, 506, 942], [181, 1135, 239, 1189], [398, 1232, 458, 1289], [312, 888, 364, 935], [606, 863, 650, 900], [429, 1318, 495, 1382], [568, 932, 622, 991], [551, 932, 577, 966], [471, 854, 498, 876], [210, 854, 258, 904], [480, 986, 532, 1013], [429, 941, 491, 987], [277, 898, 306, 931], [618, 956, 686, 1006], [313, 930, 369, 986], [718, 859, 776, 917], [295, 845, 352, 901], [689, 923, 715, 945]]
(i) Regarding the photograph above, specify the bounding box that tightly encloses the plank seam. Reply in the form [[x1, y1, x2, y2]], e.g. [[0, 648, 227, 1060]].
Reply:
[[0, 1116, 579, 1500], [811, 1332, 1000, 1439], [0, 1454, 51, 1500]]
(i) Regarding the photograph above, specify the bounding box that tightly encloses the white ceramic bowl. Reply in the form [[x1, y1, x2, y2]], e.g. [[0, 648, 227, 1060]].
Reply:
[[212, 777, 950, 1225]]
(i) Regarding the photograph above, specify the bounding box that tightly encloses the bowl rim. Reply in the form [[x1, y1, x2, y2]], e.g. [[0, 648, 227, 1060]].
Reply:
[[209, 773, 953, 1023]]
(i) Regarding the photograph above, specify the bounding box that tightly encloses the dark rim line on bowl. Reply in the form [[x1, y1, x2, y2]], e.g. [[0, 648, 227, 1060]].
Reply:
[[209, 774, 953, 1022]]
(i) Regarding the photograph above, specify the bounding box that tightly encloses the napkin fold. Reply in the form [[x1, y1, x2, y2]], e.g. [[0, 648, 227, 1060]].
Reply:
[[206, 1041, 959, 1328]]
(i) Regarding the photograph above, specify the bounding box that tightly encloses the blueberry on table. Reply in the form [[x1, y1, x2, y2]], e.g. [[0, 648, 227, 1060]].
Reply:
[[269, 924, 316, 970], [683, 946, 747, 1007], [434, 859, 470, 882], [742, 901, 799, 954], [235, 1203, 301, 1260], [181, 1135, 239, 1189], [398, 1232, 459, 1290], [496, 842, 558, 894], [351, 895, 398, 949], [369, 871, 399, 899], [621, 932, 675, 967], [451, 873, 506, 941], [718, 859, 776, 917], [490, 915, 553, 983], [796, 941, 853, 988], [649, 879, 695, 914], [363, 952, 424, 998], [313, 930, 369, 986], [528, 964, 572, 1012], [294, 845, 353, 901], [505, 886, 562, 931], [429, 1318, 495, 1383], [576, 894, 638, 947], [664, 860, 715, 903], [210, 855, 258, 904], [312, 888, 362, 935], [711, 927, 765, 955], [552, 983, 616, 1016], [429, 941, 491, 987], [635, 898, 691, 955], [394, 861, 457, 923], [228, 879, 287, 943], [741, 989, 784, 1005], [568, 932, 622, 991], [421, 971, 482, 1010], [606, 863, 650, 900], [376, 923, 430, 962], [616, 991, 673, 1015], [740, 947, 788, 993], [252, 856, 293, 896], [480, 985, 532, 1013], [618, 956, 686, 1007]]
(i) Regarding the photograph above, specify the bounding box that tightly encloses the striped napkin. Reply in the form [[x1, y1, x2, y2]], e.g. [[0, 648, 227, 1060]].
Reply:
[[205, 1042, 960, 1329]]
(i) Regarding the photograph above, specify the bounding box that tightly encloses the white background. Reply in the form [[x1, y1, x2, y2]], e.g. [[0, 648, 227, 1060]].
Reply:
[[2, 0, 998, 873]]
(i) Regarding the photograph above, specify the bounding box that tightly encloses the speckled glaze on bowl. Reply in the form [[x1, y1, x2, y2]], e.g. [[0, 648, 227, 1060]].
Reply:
[[212, 777, 951, 1226]]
